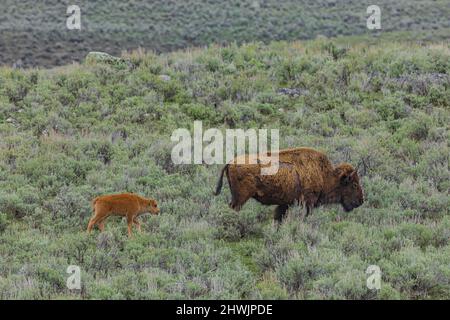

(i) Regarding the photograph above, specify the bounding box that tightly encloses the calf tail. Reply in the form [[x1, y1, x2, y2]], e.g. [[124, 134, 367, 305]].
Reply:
[[214, 165, 228, 196], [91, 197, 99, 211]]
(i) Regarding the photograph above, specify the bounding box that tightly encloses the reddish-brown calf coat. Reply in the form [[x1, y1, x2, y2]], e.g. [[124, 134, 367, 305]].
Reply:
[[87, 193, 159, 236]]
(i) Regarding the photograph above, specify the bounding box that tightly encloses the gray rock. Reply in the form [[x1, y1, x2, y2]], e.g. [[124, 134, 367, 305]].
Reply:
[[158, 74, 171, 82], [12, 59, 23, 69], [85, 51, 133, 68], [251, 1, 260, 9], [111, 129, 128, 143], [277, 88, 309, 97]]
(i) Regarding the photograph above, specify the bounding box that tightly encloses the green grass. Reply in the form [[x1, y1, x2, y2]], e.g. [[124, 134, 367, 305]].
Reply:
[[0, 37, 449, 299]]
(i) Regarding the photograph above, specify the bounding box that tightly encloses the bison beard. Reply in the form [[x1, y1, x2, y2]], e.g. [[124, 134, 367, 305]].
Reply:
[[214, 147, 364, 223]]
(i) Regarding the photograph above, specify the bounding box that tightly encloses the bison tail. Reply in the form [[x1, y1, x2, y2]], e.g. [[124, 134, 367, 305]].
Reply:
[[214, 165, 228, 196]]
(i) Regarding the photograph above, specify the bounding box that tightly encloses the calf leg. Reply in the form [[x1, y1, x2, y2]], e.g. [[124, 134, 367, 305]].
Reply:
[[133, 217, 142, 232], [126, 215, 133, 237], [97, 217, 107, 232], [87, 215, 100, 233]]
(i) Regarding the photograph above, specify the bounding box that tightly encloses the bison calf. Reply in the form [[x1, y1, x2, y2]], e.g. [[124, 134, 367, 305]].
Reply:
[[87, 193, 160, 237], [214, 147, 364, 223]]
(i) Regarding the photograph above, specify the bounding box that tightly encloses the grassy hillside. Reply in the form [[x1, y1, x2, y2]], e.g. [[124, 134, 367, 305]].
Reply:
[[0, 38, 449, 299], [1, 0, 450, 67]]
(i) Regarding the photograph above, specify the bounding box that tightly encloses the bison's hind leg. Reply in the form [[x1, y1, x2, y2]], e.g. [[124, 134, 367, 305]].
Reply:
[[228, 190, 253, 212], [274, 204, 289, 224], [229, 200, 243, 211], [227, 168, 255, 212]]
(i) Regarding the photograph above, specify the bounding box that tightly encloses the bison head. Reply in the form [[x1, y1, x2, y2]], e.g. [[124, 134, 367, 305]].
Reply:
[[335, 163, 364, 212], [147, 199, 160, 215]]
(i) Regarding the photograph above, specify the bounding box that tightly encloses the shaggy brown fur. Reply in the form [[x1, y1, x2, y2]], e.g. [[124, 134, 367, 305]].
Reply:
[[214, 147, 364, 223], [87, 193, 160, 237]]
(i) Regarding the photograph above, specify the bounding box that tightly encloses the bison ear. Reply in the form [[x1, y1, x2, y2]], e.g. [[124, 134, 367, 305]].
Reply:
[[340, 170, 356, 185]]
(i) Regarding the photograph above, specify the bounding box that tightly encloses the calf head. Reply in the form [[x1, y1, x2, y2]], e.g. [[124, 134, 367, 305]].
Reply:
[[146, 199, 160, 215], [334, 163, 364, 212]]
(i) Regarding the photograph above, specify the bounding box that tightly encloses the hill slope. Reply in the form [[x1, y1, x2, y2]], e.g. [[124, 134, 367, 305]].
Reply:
[[1, 0, 450, 67], [0, 38, 449, 299]]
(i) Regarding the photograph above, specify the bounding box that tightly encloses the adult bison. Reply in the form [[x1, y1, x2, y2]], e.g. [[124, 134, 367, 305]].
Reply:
[[214, 147, 364, 222]]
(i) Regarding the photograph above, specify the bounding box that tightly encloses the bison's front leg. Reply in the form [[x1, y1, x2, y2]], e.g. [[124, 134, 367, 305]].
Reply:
[[304, 193, 319, 218], [274, 204, 288, 224], [299, 203, 315, 221], [306, 205, 312, 217]]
